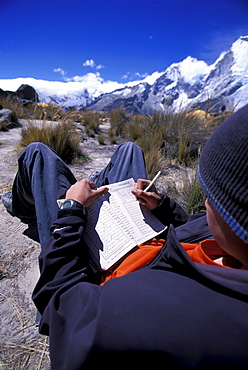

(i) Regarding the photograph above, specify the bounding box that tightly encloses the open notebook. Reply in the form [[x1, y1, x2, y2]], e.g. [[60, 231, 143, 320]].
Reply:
[[58, 178, 167, 271], [82, 178, 167, 271]]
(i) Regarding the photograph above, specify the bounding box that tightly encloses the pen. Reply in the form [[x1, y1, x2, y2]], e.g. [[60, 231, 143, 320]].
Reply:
[[144, 170, 161, 192]]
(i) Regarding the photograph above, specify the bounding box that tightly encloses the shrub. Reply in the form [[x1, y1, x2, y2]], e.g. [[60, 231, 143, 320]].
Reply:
[[184, 174, 206, 214], [82, 111, 100, 133], [109, 107, 129, 136], [97, 134, 105, 145], [19, 120, 81, 163], [66, 110, 85, 123], [23, 102, 65, 121], [125, 109, 207, 169], [144, 146, 163, 180], [108, 128, 117, 144], [125, 115, 145, 141]]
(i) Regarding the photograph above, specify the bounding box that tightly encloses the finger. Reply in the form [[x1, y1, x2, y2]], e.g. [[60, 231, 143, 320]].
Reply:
[[93, 186, 109, 198], [135, 179, 151, 190], [98, 186, 109, 195], [88, 180, 98, 189], [132, 188, 149, 200]]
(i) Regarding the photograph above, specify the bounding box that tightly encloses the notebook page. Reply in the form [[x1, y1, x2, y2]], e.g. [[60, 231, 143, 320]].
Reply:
[[106, 179, 166, 245]]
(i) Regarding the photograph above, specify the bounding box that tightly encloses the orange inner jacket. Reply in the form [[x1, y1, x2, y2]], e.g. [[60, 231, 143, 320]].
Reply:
[[100, 238, 231, 286]]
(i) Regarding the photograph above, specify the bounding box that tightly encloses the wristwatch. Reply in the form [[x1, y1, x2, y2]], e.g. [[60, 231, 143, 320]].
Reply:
[[58, 199, 87, 218]]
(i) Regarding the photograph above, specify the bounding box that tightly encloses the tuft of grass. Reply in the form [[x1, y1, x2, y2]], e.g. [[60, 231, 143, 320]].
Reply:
[[108, 129, 117, 144], [19, 120, 81, 164], [97, 134, 105, 145], [23, 102, 65, 121], [124, 108, 218, 172], [125, 115, 145, 141], [184, 175, 206, 214], [144, 147, 163, 180], [82, 111, 100, 134], [109, 107, 129, 136]]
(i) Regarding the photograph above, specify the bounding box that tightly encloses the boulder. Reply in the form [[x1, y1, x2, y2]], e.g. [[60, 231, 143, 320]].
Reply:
[[0, 88, 18, 101], [16, 84, 39, 103], [0, 109, 16, 130]]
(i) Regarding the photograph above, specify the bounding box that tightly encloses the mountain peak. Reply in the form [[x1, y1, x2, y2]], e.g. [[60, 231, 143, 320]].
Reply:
[[231, 35, 248, 73], [0, 36, 247, 113], [240, 35, 248, 42]]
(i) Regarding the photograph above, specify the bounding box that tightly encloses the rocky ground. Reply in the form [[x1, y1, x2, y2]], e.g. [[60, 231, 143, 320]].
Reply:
[[0, 119, 195, 369]]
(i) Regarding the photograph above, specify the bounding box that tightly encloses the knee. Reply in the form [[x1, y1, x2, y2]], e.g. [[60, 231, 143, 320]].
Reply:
[[22, 142, 54, 159], [119, 142, 141, 152], [25, 142, 52, 153]]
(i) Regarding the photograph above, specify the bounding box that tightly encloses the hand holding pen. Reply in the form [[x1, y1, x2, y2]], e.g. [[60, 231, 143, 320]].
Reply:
[[131, 171, 162, 210]]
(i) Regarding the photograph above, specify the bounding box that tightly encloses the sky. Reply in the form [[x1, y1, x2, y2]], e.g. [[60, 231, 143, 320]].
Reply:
[[0, 0, 248, 85]]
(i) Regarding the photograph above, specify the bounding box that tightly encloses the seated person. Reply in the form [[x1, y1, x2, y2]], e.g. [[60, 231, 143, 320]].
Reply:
[[2, 103, 248, 369]]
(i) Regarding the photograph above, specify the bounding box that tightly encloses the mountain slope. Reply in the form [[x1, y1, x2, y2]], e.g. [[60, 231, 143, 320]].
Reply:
[[0, 36, 247, 113], [87, 36, 248, 113]]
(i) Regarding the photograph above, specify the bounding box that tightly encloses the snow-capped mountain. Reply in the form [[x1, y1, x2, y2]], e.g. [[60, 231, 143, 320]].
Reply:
[[87, 36, 248, 113], [0, 36, 247, 113]]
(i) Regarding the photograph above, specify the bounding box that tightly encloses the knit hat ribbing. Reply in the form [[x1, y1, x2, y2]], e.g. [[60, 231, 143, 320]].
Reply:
[[198, 103, 248, 243]]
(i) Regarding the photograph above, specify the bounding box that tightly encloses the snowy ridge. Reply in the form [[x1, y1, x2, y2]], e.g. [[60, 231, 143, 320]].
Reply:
[[88, 35, 248, 113], [0, 36, 247, 113]]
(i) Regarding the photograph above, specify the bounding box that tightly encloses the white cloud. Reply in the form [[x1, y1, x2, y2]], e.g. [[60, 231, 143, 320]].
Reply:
[[134, 72, 148, 79], [64, 72, 102, 84], [122, 72, 130, 80], [83, 59, 96, 68], [121, 71, 149, 81], [53, 67, 66, 76], [83, 59, 105, 70], [96, 64, 105, 70]]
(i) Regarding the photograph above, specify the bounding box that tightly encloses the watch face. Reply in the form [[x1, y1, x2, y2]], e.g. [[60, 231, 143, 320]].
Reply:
[[62, 200, 73, 208], [60, 199, 87, 217]]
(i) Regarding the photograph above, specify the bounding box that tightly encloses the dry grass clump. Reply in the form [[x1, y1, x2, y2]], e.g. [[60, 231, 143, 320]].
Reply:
[[23, 102, 65, 121], [82, 111, 101, 137], [184, 175, 206, 214], [157, 167, 206, 215], [118, 106, 229, 178], [122, 110, 202, 179], [97, 134, 105, 145], [125, 115, 146, 141], [108, 107, 129, 137], [19, 120, 82, 164]]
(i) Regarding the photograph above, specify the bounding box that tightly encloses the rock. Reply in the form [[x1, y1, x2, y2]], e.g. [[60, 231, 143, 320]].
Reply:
[[0, 85, 39, 106], [0, 88, 18, 101], [16, 84, 39, 103], [0, 109, 16, 130]]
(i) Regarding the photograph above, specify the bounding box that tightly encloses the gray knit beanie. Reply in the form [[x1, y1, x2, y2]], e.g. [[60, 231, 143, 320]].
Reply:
[[198, 103, 248, 243]]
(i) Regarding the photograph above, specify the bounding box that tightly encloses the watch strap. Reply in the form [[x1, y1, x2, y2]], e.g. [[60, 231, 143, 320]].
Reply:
[[58, 199, 87, 219]]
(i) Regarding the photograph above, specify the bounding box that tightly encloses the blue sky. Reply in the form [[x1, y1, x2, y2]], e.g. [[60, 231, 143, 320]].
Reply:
[[0, 0, 248, 83]]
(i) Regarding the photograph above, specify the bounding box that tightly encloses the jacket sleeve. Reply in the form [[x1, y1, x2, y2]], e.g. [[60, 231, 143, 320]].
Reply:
[[151, 196, 211, 242], [152, 195, 189, 227], [32, 214, 99, 316]]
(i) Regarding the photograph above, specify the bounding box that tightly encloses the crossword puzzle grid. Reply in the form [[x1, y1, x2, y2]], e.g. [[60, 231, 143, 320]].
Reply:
[[87, 210, 132, 260]]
